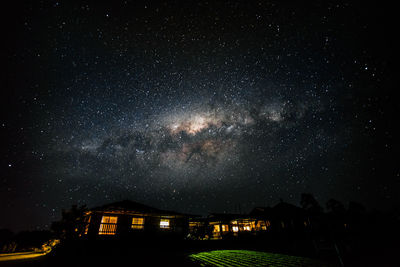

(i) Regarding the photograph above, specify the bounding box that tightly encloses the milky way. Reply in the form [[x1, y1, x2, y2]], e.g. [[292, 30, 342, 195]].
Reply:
[[50, 91, 338, 206], [1, 1, 397, 230]]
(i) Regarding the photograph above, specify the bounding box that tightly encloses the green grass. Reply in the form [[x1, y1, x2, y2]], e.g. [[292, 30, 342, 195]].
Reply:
[[188, 250, 332, 267]]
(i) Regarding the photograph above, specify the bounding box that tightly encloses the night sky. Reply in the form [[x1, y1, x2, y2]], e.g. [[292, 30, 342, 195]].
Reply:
[[1, 1, 398, 231]]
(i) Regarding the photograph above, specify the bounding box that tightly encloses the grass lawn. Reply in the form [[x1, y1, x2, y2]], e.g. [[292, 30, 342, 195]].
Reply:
[[189, 250, 335, 267]]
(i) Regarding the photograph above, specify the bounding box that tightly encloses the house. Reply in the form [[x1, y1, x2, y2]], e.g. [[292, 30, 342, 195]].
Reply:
[[250, 202, 309, 234], [189, 213, 272, 240], [188, 201, 307, 240], [210, 213, 257, 239], [77, 200, 310, 240], [80, 200, 192, 239]]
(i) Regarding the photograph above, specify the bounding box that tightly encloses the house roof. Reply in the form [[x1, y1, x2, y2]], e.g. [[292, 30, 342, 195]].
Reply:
[[249, 206, 273, 217], [208, 213, 250, 222], [90, 200, 193, 217]]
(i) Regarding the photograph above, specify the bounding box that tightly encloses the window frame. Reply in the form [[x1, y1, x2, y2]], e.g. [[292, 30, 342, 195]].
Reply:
[[160, 219, 170, 229], [131, 217, 145, 230], [98, 215, 118, 235]]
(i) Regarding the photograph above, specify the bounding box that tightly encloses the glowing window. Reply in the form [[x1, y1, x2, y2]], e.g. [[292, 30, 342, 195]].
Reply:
[[231, 220, 239, 232], [257, 220, 266, 230], [98, 216, 118, 235], [213, 225, 220, 232], [160, 219, 170, 229], [257, 220, 270, 231], [131, 217, 144, 229], [221, 224, 229, 232], [241, 220, 255, 231]]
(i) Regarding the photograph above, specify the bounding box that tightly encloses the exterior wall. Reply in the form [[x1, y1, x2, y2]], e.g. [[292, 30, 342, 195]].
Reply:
[[80, 207, 308, 240], [189, 217, 294, 240], [81, 212, 188, 239]]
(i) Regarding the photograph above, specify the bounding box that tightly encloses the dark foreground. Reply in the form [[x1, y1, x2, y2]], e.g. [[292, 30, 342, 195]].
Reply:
[[0, 238, 397, 267]]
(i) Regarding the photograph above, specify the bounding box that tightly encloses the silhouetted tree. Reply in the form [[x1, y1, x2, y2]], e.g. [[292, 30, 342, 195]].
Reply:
[[326, 199, 346, 215], [51, 204, 87, 240], [346, 201, 366, 233], [0, 229, 14, 252], [14, 231, 52, 251], [347, 201, 365, 215], [300, 193, 323, 214], [326, 199, 347, 238]]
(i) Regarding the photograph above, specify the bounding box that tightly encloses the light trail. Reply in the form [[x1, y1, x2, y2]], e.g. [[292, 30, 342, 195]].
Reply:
[[0, 239, 59, 262]]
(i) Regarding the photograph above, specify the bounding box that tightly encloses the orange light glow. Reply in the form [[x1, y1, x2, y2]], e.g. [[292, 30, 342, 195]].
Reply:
[[131, 217, 144, 229], [99, 216, 118, 235], [256, 220, 270, 231], [84, 216, 91, 234], [0, 239, 60, 262]]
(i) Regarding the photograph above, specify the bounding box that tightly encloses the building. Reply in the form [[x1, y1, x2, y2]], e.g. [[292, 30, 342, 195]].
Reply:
[[188, 212, 272, 240], [78, 200, 310, 240], [251, 202, 310, 235], [188, 202, 308, 240], [80, 200, 192, 239]]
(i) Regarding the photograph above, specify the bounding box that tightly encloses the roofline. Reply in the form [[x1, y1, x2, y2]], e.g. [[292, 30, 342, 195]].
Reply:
[[85, 210, 190, 218], [86, 200, 196, 217]]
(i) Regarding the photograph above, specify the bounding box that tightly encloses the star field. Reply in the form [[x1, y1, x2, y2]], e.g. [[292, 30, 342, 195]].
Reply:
[[1, 1, 397, 231]]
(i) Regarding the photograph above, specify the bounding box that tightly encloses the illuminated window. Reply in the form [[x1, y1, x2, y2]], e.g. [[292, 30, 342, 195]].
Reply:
[[160, 219, 170, 229], [131, 217, 144, 229], [257, 220, 270, 231], [221, 224, 229, 232], [213, 225, 220, 232], [257, 220, 266, 230], [231, 220, 255, 231], [231, 220, 239, 232], [98, 216, 118, 235], [244, 220, 256, 231]]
